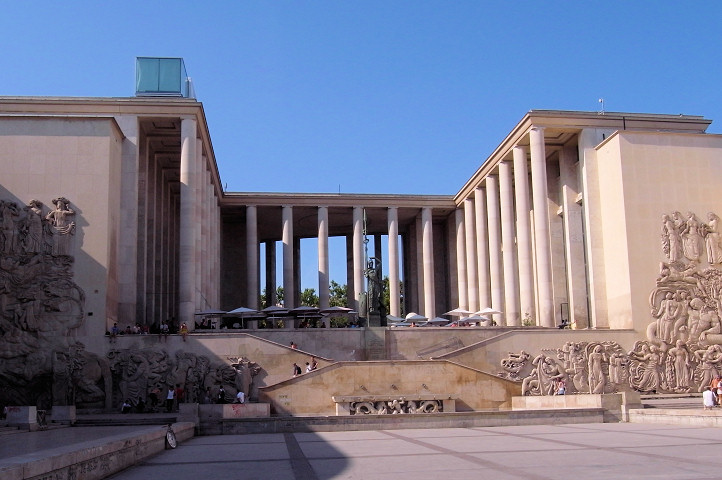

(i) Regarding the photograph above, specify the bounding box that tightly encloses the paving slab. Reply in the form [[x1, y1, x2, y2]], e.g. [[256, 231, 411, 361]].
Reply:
[[103, 422, 722, 480]]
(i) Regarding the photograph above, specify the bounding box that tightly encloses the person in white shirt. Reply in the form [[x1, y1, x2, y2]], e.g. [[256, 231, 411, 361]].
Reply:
[[703, 386, 716, 410], [235, 391, 245, 404]]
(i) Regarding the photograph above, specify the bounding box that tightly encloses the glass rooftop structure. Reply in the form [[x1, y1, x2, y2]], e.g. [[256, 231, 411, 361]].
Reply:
[[135, 57, 194, 98]]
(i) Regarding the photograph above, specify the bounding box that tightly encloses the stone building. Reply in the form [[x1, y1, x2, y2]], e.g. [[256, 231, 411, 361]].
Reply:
[[2, 59, 722, 409]]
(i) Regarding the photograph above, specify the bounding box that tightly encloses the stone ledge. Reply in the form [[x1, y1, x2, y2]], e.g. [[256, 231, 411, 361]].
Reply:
[[0, 422, 194, 480], [511, 392, 642, 422], [216, 408, 605, 435], [628, 408, 722, 427]]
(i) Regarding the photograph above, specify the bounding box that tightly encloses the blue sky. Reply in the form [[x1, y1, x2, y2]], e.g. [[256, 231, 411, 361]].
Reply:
[[3, 2, 721, 291]]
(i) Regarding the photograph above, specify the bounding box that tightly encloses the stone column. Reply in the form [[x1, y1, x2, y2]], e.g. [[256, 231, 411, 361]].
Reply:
[[421, 207, 435, 318], [513, 145, 535, 325], [246, 205, 259, 309], [464, 198, 479, 312], [265, 241, 276, 307], [194, 140, 203, 314], [178, 118, 197, 327], [499, 160, 520, 326], [486, 176, 504, 324], [530, 127, 555, 327], [352, 207, 364, 313], [455, 209, 468, 310], [318, 206, 330, 310], [560, 143, 588, 328], [388, 207, 400, 317], [474, 188, 490, 309], [282, 206, 294, 309]]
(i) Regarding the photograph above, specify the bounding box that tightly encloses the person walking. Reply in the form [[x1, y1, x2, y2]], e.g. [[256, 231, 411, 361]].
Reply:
[[165, 385, 175, 413]]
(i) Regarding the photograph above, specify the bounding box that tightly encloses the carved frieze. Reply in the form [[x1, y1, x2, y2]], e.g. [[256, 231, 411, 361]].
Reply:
[[0, 197, 84, 408], [519, 211, 722, 396]]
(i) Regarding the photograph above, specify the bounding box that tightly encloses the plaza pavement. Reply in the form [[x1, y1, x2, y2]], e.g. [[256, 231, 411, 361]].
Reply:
[[99, 422, 722, 480]]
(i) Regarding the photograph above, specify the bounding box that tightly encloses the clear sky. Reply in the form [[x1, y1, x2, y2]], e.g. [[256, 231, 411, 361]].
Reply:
[[3, 2, 721, 292]]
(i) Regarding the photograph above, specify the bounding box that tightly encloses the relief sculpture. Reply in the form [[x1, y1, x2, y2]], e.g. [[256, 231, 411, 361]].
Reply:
[[518, 211, 722, 396], [0, 197, 85, 409]]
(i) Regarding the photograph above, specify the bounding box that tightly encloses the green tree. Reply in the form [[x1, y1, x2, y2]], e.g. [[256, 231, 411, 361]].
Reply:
[[261, 286, 284, 308], [300, 288, 319, 307], [382, 275, 404, 316], [329, 280, 347, 307]]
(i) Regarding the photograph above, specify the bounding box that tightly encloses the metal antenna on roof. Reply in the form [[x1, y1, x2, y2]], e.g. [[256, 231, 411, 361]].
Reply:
[[598, 98, 605, 115]]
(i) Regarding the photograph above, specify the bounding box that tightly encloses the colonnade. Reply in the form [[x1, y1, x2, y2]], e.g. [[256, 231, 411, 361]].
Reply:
[[231, 203, 444, 320], [453, 127, 587, 328], [177, 117, 222, 328]]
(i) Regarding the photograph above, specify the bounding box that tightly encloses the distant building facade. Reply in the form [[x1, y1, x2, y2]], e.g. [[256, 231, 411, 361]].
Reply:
[[2, 97, 717, 333]]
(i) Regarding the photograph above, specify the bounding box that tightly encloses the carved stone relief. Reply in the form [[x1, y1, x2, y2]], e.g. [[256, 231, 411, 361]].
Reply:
[[350, 399, 442, 415], [0, 198, 84, 409], [513, 211, 722, 396]]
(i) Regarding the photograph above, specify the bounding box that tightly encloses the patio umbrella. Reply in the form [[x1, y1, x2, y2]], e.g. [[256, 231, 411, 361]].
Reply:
[[226, 306, 261, 329], [385, 314, 405, 323], [319, 306, 352, 314], [262, 305, 288, 314], [405, 312, 428, 323], [290, 306, 319, 313], [476, 307, 502, 315], [227, 306, 258, 315], [458, 315, 491, 326], [425, 317, 450, 326], [194, 309, 227, 316], [443, 308, 473, 317]]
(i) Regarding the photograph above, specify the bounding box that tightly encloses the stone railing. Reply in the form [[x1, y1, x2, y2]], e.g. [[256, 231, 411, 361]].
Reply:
[[332, 394, 457, 415]]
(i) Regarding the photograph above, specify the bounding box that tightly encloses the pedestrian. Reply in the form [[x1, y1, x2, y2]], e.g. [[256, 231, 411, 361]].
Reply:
[[159, 321, 169, 342], [165, 386, 175, 413], [293, 363, 302, 377], [235, 390, 245, 404], [290, 342, 298, 349], [174, 384, 185, 408], [703, 386, 716, 410], [180, 323, 188, 342], [305, 362, 312, 373], [109, 323, 119, 343], [217, 385, 226, 404], [148, 386, 161, 410]]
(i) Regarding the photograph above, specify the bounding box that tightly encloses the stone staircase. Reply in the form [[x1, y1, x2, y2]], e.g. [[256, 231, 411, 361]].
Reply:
[[641, 394, 701, 410], [74, 413, 178, 427]]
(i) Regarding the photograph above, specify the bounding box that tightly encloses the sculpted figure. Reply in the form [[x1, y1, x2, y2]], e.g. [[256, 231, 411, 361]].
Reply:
[[667, 340, 693, 392], [522, 354, 565, 396], [500, 350, 530, 380], [704, 212, 722, 264], [22, 200, 46, 254], [0, 200, 20, 254], [698, 298, 721, 345], [686, 297, 706, 344], [365, 257, 383, 315], [682, 212, 703, 262], [694, 344, 722, 392], [587, 345, 608, 394], [52, 350, 73, 406], [119, 353, 149, 407], [628, 343, 663, 393], [72, 343, 112, 409], [651, 292, 680, 345], [608, 352, 628, 386], [45, 197, 75, 256], [661, 214, 683, 262]]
